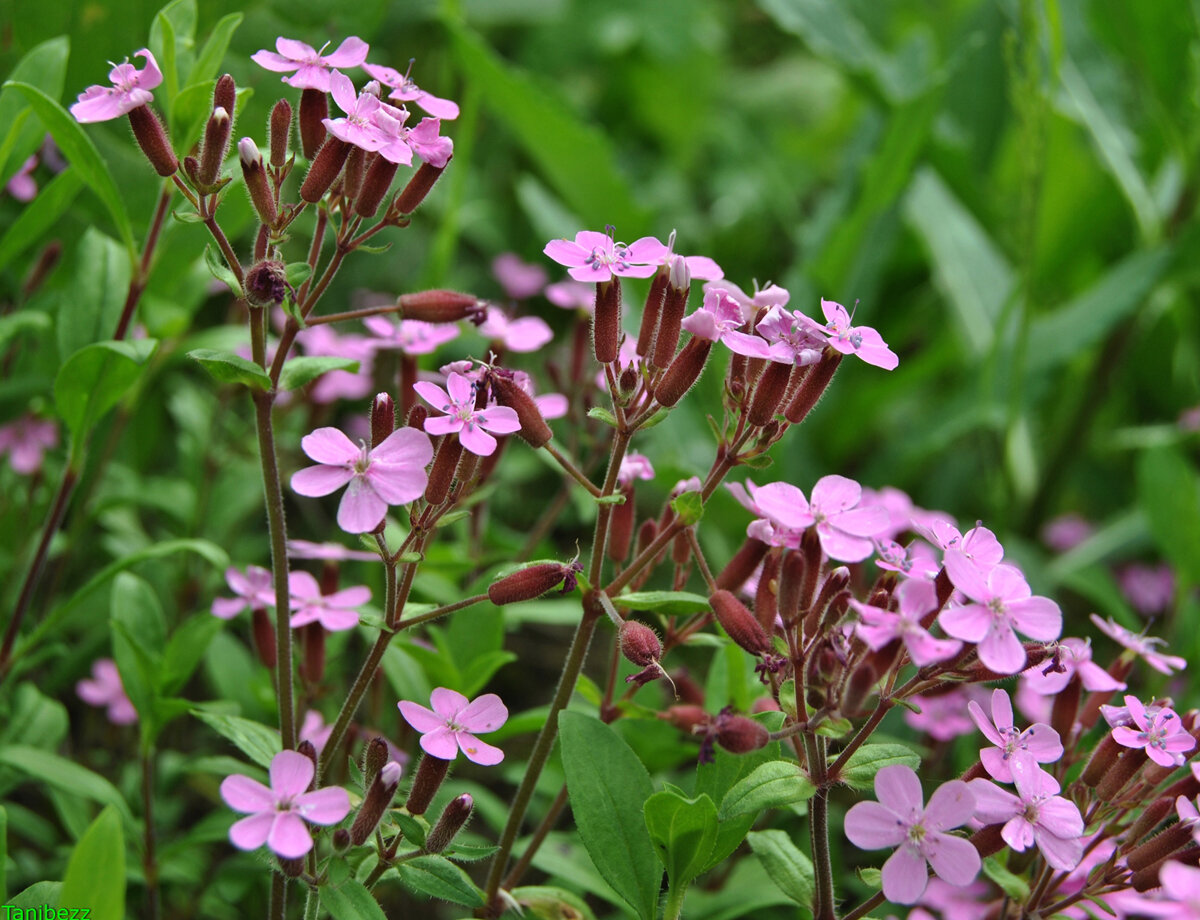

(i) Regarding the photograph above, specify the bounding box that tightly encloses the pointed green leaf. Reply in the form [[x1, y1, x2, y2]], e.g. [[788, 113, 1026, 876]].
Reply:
[[191, 709, 281, 768], [587, 406, 618, 427], [59, 805, 124, 920], [187, 348, 270, 390], [278, 356, 361, 391], [203, 243, 243, 296], [616, 591, 710, 615], [395, 855, 485, 907], [746, 829, 814, 907], [643, 789, 718, 886], [321, 879, 389, 920], [54, 338, 158, 438], [188, 12, 243, 86], [836, 743, 920, 790], [719, 760, 815, 820], [670, 490, 704, 526], [0, 747, 133, 824], [982, 854, 1029, 900], [559, 711, 660, 920], [160, 613, 224, 696], [0, 36, 69, 186], [1138, 446, 1200, 584], [60, 227, 132, 362]]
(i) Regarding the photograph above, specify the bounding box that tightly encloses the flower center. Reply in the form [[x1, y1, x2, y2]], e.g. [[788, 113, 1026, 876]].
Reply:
[[353, 442, 372, 474]]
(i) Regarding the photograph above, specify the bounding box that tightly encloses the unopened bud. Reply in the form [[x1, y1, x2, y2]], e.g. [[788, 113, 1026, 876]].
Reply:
[[349, 760, 402, 845], [715, 537, 769, 592], [298, 88, 328, 160], [753, 549, 781, 632], [746, 360, 791, 427], [394, 159, 448, 214], [244, 259, 288, 310], [341, 145, 366, 201], [660, 704, 711, 734], [425, 435, 463, 506], [426, 794, 474, 854], [784, 351, 841, 424], [651, 256, 689, 369], [398, 290, 485, 324], [127, 104, 178, 176], [213, 74, 236, 119], [1125, 818, 1196, 872], [1096, 747, 1149, 802], [296, 740, 318, 774], [239, 138, 277, 226], [371, 394, 396, 448], [487, 369, 553, 448], [620, 620, 662, 667], [332, 828, 351, 852], [636, 268, 669, 357], [715, 714, 769, 754], [843, 662, 878, 717], [592, 279, 621, 364], [406, 403, 428, 431], [488, 560, 581, 606], [269, 99, 293, 168], [302, 621, 326, 683], [251, 607, 276, 668], [655, 337, 712, 408], [710, 589, 772, 656], [405, 754, 450, 816], [356, 156, 399, 217], [607, 487, 635, 563], [199, 106, 232, 187], [299, 137, 350, 203], [1131, 845, 1200, 891], [636, 519, 658, 558], [362, 736, 390, 788], [279, 855, 305, 877], [777, 550, 806, 627], [617, 363, 639, 401]]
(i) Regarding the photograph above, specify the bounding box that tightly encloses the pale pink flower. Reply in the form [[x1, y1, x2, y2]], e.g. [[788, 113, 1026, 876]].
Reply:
[[1117, 563, 1175, 616], [212, 565, 275, 619], [300, 710, 333, 755], [294, 324, 375, 404], [969, 760, 1084, 870], [679, 289, 745, 342], [844, 765, 980, 905], [1089, 614, 1186, 675], [287, 571, 368, 632], [76, 659, 136, 725], [5, 155, 37, 201], [364, 316, 460, 355], [873, 539, 940, 581], [939, 522, 1005, 589], [751, 475, 890, 563], [398, 688, 508, 765], [492, 253, 548, 300], [1041, 513, 1095, 553], [543, 229, 668, 283], [703, 280, 788, 324], [1022, 637, 1126, 695], [645, 232, 723, 281], [905, 686, 989, 741], [967, 688, 1062, 783], [478, 307, 554, 352], [0, 415, 58, 474], [1142, 861, 1200, 918], [287, 540, 379, 562], [70, 49, 162, 122], [251, 37, 368, 92], [939, 563, 1062, 675], [1111, 695, 1196, 768], [617, 453, 655, 486], [220, 750, 350, 858], [415, 372, 520, 456], [850, 578, 962, 666], [722, 304, 824, 364], [544, 279, 594, 311], [361, 62, 460, 119], [323, 71, 386, 152], [291, 425, 433, 533], [796, 298, 898, 370]]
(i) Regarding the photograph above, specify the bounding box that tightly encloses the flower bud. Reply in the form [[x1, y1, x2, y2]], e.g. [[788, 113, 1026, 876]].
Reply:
[[213, 74, 236, 118], [1131, 845, 1200, 892], [296, 740, 318, 775], [777, 550, 806, 627], [636, 267, 669, 358], [710, 589, 772, 656], [302, 621, 326, 683], [671, 528, 691, 567], [398, 290, 485, 324], [406, 404, 429, 431], [199, 106, 232, 188], [1081, 731, 1125, 787], [394, 159, 449, 214], [405, 754, 450, 816], [298, 88, 328, 160], [715, 537, 769, 592], [425, 794, 474, 853], [592, 279, 621, 364], [239, 138, 277, 226], [362, 736, 390, 788], [1125, 818, 1196, 872], [636, 519, 658, 557], [607, 487, 635, 563], [356, 156, 399, 218], [746, 360, 791, 427], [371, 394, 396, 448], [244, 259, 288, 310], [753, 549, 781, 632], [252, 606, 276, 668], [332, 828, 351, 853], [299, 137, 350, 203], [488, 561, 581, 606], [1096, 746, 1149, 802], [660, 704, 711, 734], [655, 337, 712, 407], [783, 351, 841, 424], [715, 714, 769, 754], [620, 620, 662, 667], [341, 145, 366, 201], [349, 761, 402, 845], [425, 435, 463, 506], [487, 369, 552, 448], [651, 256, 690, 369], [269, 99, 293, 168], [127, 104, 178, 176]]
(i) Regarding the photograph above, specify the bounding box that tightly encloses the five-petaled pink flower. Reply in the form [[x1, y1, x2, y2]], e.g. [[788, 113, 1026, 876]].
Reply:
[[220, 750, 350, 858], [212, 565, 275, 619], [76, 659, 137, 725], [478, 307, 554, 352], [0, 415, 58, 474], [967, 688, 1062, 783], [750, 475, 890, 563], [969, 759, 1084, 870], [1089, 614, 1186, 676], [251, 37, 368, 92], [844, 764, 980, 904], [362, 62, 460, 119], [413, 371, 520, 457], [70, 49, 162, 123], [850, 578, 962, 666], [797, 298, 898, 370], [1111, 695, 1196, 768], [291, 425, 433, 533], [492, 253, 548, 300], [288, 571, 369, 632], [365, 316, 460, 355], [1021, 637, 1125, 695], [544, 230, 668, 282], [322, 71, 386, 152], [938, 563, 1062, 675], [398, 688, 508, 765]]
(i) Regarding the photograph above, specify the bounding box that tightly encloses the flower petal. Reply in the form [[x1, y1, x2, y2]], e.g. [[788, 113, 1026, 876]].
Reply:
[[398, 700, 444, 733], [371, 427, 434, 466], [270, 750, 315, 799], [220, 774, 276, 813], [874, 765, 923, 814], [430, 687, 471, 719], [881, 845, 928, 905], [843, 801, 907, 850], [924, 831, 981, 886], [458, 693, 508, 733], [336, 477, 386, 533], [923, 780, 974, 831], [457, 732, 504, 765], [301, 427, 361, 464], [291, 464, 354, 498], [268, 812, 313, 859], [419, 725, 460, 760], [229, 812, 275, 851], [295, 787, 351, 825]]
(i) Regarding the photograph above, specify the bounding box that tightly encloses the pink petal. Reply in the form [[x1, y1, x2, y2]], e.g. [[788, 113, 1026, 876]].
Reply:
[[317, 608, 360, 631], [424, 415, 462, 437], [336, 476, 387, 533], [325, 586, 371, 608], [923, 780, 974, 831], [251, 50, 299, 73], [924, 831, 981, 886], [752, 482, 812, 530], [843, 801, 907, 849], [301, 427, 361, 464], [430, 687, 470, 719], [874, 764, 922, 814], [904, 631, 962, 667], [270, 750, 315, 799], [328, 71, 358, 118], [1001, 816, 1036, 851], [108, 697, 138, 724], [944, 553, 990, 601], [810, 474, 861, 514], [683, 255, 723, 281], [446, 372, 474, 406], [291, 464, 354, 497], [275, 38, 317, 61], [295, 787, 351, 825], [988, 564, 1031, 602], [966, 779, 1021, 824], [221, 774, 277, 813], [412, 89, 459, 120], [456, 732, 504, 765], [413, 380, 451, 411], [478, 406, 521, 434], [977, 623, 1027, 674], [287, 570, 321, 601], [501, 317, 554, 352], [458, 423, 498, 456], [968, 700, 1004, 746], [268, 812, 313, 859], [1033, 827, 1083, 871], [458, 694, 508, 733], [816, 527, 875, 563], [419, 725, 461, 760], [833, 505, 891, 537], [881, 844, 928, 905], [229, 812, 274, 851], [625, 236, 669, 264], [322, 36, 369, 68], [1023, 724, 1063, 762], [543, 239, 588, 268], [398, 700, 445, 734], [1009, 597, 1062, 641], [1038, 797, 1084, 839], [938, 604, 990, 643], [371, 427, 434, 466], [365, 463, 427, 506]]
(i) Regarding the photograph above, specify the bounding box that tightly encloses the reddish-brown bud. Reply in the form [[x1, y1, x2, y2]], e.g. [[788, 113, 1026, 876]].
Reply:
[[406, 404, 428, 431], [715, 714, 769, 754], [299, 137, 350, 203], [301, 621, 325, 683], [350, 761, 401, 844], [296, 740, 318, 773], [239, 138, 277, 226], [592, 279, 622, 364], [655, 337, 712, 408], [127, 104, 178, 176], [363, 736, 390, 788], [487, 368, 553, 448], [269, 98, 293, 168], [371, 393, 396, 448], [636, 519, 658, 557], [426, 793, 474, 853], [213, 74, 236, 118], [341, 145, 366, 201], [715, 537, 769, 592], [398, 289, 485, 324], [651, 255, 689, 369], [298, 88, 328, 160], [607, 486, 635, 563], [753, 549, 781, 632], [406, 755, 450, 816], [746, 360, 791, 427], [244, 259, 288, 309], [251, 606, 276, 669], [394, 159, 448, 214], [199, 106, 232, 188], [425, 435, 463, 506], [783, 351, 841, 424], [1081, 731, 1125, 787], [777, 550, 806, 627], [488, 561, 581, 606], [636, 267, 670, 358], [710, 589, 772, 655], [843, 661, 878, 717], [661, 704, 711, 734], [1097, 747, 1149, 801], [1126, 820, 1196, 872], [620, 620, 662, 667], [356, 156, 399, 217]]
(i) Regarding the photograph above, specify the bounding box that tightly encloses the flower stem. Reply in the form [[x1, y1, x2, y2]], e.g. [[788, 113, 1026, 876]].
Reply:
[[842, 890, 885, 920], [142, 749, 161, 920], [542, 441, 602, 496], [805, 734, 836, 920], [395, 593, 488, 629]]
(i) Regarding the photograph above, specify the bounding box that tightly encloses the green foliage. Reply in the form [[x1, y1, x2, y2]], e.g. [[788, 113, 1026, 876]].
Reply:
[[59, 806, 124, 920]]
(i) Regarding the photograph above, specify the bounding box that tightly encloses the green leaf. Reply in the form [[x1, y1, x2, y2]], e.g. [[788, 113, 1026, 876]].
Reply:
[[718, 760, 815, 820], [160, 614, 224, 696], [0, 167, 83, 273], [836, 743, 920, 790], [187, 348, 270, 390], [0, 804, 7, 901], [286, 261, 313, 285], [587, 406, 618, 427], [1137, 446, 1200, 584], [6, 82, 134, 252], [60, 228, 131, 361], [188, 12, 243, 86], [203, 243, 243, 296], [746, 829, 814, 907], [858, 866, 881, 888], [59, 805, 124, 920], [54, 338, 158, 438], [511, 885, 598, 920], [0, 747, 133, 825], [559, 711, 660, 920], [0, 310, 51, 349], [191, 710, 281, 768], [321, 879, 389, 920], [643, 789, 718, 886], [616, 590, 710, 615], [393, 813, 427, 848], [7, 882, 61, 909], [395, 855, 485, 908], [0, 36, 68, 186], [670, 491, 704, 526], [278, 356, 361, 391], [983, 853, 1030, 900]]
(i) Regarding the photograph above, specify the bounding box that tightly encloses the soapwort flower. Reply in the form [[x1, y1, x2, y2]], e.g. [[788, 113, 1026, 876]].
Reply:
[[399, 688, 508, 765]]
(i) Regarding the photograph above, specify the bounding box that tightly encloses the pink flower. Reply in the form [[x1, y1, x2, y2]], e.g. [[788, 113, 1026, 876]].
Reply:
[[294, 324, 375, 404], [414, 372, 520, 457], [544, 279, 595, 311], [1117, 563, 1175, 616], [1021, 637, 1126, 695], [617, 453, 656, 486], [938, 563, 1062, 674], [478, 307, 554, 352], [70, 49, 162, 122], [905, 686, 989, 741], [398, 688, 508, 765], [850, 578, 962, 666], [364, 316, 460, 354], [322, 71, 386, 152], [543, 229, 668, 282], [796, 298, 898, 370], [680, 289, 745, 342], [5, 155, 37, 201], [938, 522, 1005, 589], [1144, 861, 1200, 918], [0, 415, 58, 474], [291, 426, 433, 533], [722, 304, 824, 365], [76, 659, 136, 725], [844, 765, 980, 904], [300, 711, 334, 755], [1111, 695, 1196, 768], [288, 571, 369, 632], [251, 37, 368, 92], [492, 253, 548, 300], [751, 475, 890, 563], [220, 750, 350, 858], [1089, 614, 1186, 675], [362, 62, 460, 119], [969, 760, 1084, 870], [212, 565, 275, 619], [704, 280, 788, 324], [1041, 513, 1095, 552], [287, 540, 379, 562], [967, 688, 1062, 783]]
